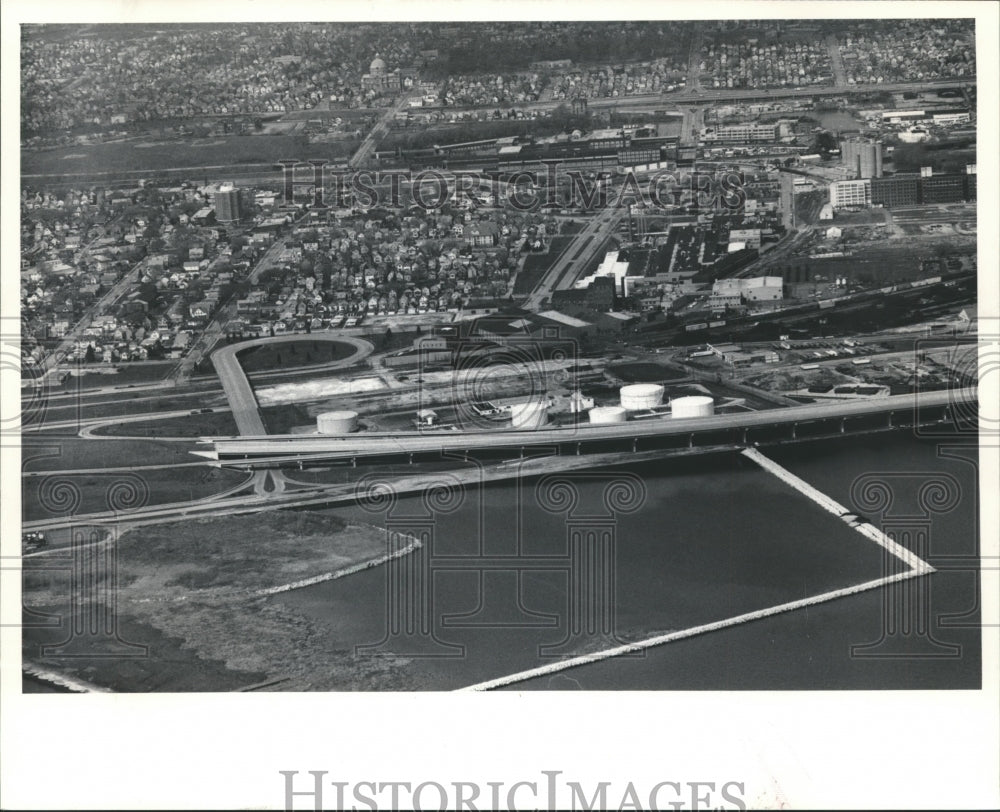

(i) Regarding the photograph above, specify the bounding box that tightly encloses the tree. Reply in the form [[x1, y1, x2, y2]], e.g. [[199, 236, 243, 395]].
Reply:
[[84, 344, 96, 364], [383, 326, 393, 348]]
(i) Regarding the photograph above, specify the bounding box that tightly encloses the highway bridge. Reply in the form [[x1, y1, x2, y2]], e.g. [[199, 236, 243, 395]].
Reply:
[[200, 387, 975, 468]]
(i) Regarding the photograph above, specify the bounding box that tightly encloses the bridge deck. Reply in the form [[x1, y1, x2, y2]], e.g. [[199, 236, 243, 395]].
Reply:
[[203, 388, 974, 461]]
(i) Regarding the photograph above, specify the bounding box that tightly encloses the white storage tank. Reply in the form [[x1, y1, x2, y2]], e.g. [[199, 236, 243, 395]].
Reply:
[[317, 410, 359, 434], [510, 402, 548, 429], [620, 383, 664, 410], [670, 396, 715, 419], [588, 405, 629, 424]]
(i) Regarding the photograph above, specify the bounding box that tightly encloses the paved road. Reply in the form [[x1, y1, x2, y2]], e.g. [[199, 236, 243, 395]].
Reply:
[[826, 33, 848, 88], [522, 207, 622, 310], [39, 257, 146, 380], [210, 334, 374, 436], [21, 386, 974, 535], [174, 236, 292, 382], [208, 387, 974, 461], [349, 91, 419, 170], [686, 23, 704, 94], [21, 407, 210, 435]]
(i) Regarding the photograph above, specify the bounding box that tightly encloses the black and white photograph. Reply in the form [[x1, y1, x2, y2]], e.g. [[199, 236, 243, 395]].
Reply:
[[2, 0, 997, 809]]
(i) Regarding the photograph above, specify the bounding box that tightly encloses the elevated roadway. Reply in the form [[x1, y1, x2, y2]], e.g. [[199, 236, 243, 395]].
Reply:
[[210, 334, 374, 436], [204, 387, 975, 465]]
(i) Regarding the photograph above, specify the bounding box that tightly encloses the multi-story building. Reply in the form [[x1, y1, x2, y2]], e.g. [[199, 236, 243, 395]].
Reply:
[[829, 179, 871, 209], [964, 164, 977, 200], [864, 167, 976, 208], [931, 111, 971, 126], [841, 136, 883, 179], [702, 123, 778, 143], [920, 172, 966, 204], [361, 55, 403, 96], [214, 185, 242, 222], [871, 174, 920, 207]]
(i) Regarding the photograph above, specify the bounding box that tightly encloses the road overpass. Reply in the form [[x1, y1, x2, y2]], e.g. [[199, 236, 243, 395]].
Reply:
[[210, 334, 374, 436], [202, 387, 975, 467]]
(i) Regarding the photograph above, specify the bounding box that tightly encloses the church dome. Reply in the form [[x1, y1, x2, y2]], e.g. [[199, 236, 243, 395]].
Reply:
[[369, 55, 386, 74]]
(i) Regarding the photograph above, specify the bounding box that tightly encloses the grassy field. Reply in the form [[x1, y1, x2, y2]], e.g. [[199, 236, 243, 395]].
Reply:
[[260, 403, 315, 434], [236, 339, 358, 373], [37, 389, 230, 422], [22, 465, 248, 522], [608, 362, 688, 383], [22, 511, 398, 691], [23, 135, 355, 177], [95, 410, 240, 438], [47, 363, 173, 390], [21, 437, 203, 471]]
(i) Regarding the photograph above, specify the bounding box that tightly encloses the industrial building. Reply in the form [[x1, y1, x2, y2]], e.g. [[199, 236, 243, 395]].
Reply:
[[829, 178, 871, 209], [870, 174, 920, 207], [728, 228, 762, 251], [701, 122, 785, 143], [574, 250, 632, 296], [919, 169, 967, 203], [779, 172, 797, 229], [709, 276, 783, 309], [840, 136, 883, 179], [855, 165, 976, 209]]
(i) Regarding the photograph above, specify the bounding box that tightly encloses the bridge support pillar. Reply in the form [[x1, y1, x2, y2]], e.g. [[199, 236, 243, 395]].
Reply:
[[887, 411, 894, 428], [351, 457, 357, 468], [840, 418, 846, 434], [408, 453, 414, 466], [688, 433, 694, 448], [741, 428, 748, 445], [576, 443, 581, 456], [632, 438, 637, 453], [791, 422, 797, 440]]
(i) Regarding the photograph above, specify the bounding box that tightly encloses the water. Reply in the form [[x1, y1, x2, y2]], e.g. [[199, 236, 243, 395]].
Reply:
[[275, 431, 980, 690], [814, 111, 865, 132]]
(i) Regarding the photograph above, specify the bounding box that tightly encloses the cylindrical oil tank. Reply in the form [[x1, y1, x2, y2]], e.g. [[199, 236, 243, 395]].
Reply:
[[588, 405, 629, 424], [510, 402, 548, 429], [670, 395, 715, 419], [317, 410, 359, 434], [620, 383, 664, 410]]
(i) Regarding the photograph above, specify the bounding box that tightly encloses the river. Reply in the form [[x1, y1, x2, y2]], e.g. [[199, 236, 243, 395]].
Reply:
[[274, 430, 981, 690]]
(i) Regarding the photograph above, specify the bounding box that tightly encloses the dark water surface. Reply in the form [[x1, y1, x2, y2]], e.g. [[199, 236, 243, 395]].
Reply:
[[276, 432, 980, 690]]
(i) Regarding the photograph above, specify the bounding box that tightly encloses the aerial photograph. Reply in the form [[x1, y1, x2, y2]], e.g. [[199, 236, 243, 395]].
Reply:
[[15, 16, 985, 696]]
